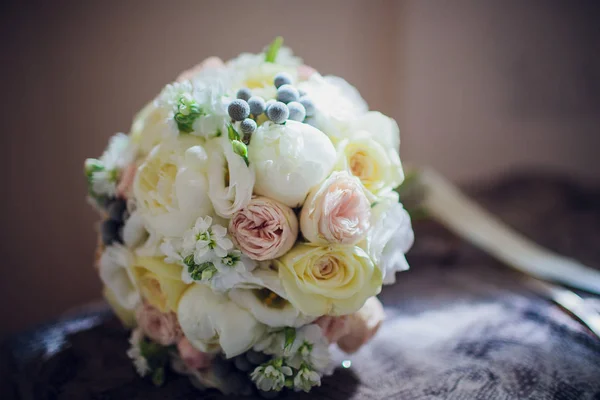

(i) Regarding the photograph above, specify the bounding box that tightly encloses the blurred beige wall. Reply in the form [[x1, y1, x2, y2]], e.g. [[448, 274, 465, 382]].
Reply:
[[1, 0, 598, 336]]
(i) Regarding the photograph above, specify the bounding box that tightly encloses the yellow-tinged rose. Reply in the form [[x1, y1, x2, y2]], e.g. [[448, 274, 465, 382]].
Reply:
[[276, 244, 382, 316], [132, 256, 190, 313], [103, 286, 136, 328], [336, 133, 404, 195], [133, 136, 213, 237]]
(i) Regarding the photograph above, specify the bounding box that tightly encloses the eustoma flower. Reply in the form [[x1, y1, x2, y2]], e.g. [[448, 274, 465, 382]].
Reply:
[[229, 196, 298, 261], [207, 136, 255, 218], [276, 243, 382, 316], [361, 191, 414, 284], [300, 171, 371, 245]]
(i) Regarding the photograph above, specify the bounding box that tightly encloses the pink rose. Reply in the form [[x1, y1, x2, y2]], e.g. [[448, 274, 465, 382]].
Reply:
[[135, 302, 182, 346], [229, 196, 298, 261], [177, 337, 214, 370], [337, 297, 385, 353], [176, 57, 224, 82], [315, 315, 352, 344], [300, 171, 371, 245]]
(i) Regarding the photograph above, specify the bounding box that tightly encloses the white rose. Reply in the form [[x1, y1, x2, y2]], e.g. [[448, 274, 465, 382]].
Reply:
[[248, 121, 336, 207], [207, 136, 255, 218], [133, 136, 213, 238], [351, 111, 400, 153], [98, 244, 139, 310], [177, 285, 266, 358], [361, 191, 414, 284]]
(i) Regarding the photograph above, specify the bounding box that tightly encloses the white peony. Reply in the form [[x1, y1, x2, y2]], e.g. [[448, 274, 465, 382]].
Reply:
[[361, 191, 414, 284], [207, 136, 255, 218], [297, 74, 368, 143], [177, 285, 266, 358], [248, 121, 336, 207], [133, 135, 213, 238], [98, 244, 139, 310]]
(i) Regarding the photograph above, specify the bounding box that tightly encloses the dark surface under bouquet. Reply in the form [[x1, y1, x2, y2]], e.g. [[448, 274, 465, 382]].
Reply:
[[2, 173, 600, 400]]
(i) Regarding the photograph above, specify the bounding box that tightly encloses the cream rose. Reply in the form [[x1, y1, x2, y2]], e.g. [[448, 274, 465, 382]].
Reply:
[[229, 196, 298, 261], [337, 133, 404, 196], [361, 191, 414, 284], [248, 121, 336, 207], [135, 302, 182, 346], [131, 256, 190, 313], [276, 244, 382, 316], [300, 171, 371, 245], [177, 285, 266, 358], [133, 136, 213, 238], [207, 136, 255, 218]]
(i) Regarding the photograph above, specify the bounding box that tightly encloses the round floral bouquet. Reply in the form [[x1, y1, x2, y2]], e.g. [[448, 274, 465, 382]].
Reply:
[[85, 38, 414, 397]]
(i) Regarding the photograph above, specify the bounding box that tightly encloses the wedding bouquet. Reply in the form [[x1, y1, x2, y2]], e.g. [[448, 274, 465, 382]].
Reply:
[[85, 38, 414, 396]]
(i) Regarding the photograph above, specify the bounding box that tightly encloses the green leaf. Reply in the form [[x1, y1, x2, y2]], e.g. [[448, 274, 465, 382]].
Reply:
[[152, 367, 166, 387], [265, 36, 284, 63], [227, 124, 240, 141], [283, 327, 296, 351]]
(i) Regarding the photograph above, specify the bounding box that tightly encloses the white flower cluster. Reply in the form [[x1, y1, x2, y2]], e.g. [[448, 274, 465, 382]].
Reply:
[[86, 38, 413, 395]]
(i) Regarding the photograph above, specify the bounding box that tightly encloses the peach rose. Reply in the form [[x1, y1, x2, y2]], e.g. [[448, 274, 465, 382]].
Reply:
[[337, 297, 385, 353], [135, 302, 182, 346], [229, 196, 298, 261], [116, 163, 137, 199], [177, 337, 214, 370], [300, 171, 371, 245], [315, 315, 351, 344]]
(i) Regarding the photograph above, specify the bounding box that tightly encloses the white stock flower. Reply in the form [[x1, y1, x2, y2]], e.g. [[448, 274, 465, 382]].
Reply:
[[248, 121, 336, 207], [86, 133, 135, 198], [250, 359, 293, 392], [207, 136, 255, 218], [181, 216, 233, 265], [286, 324, 330, 372], [177, 284, 266, 358], [98, 244, 139, 310], [293, 365, 321, 392], [156, 77, 229, 138], [133, 136, 213, 238], [361, 191, 414, 284], [160, 217, 258, 291], [127, 328, 150, 377]]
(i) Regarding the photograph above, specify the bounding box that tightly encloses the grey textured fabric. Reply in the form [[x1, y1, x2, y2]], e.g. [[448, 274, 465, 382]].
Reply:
[[2, 174, 600, 399]]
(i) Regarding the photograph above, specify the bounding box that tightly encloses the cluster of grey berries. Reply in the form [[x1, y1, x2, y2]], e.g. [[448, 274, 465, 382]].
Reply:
[[227, 72, 316, 136]]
